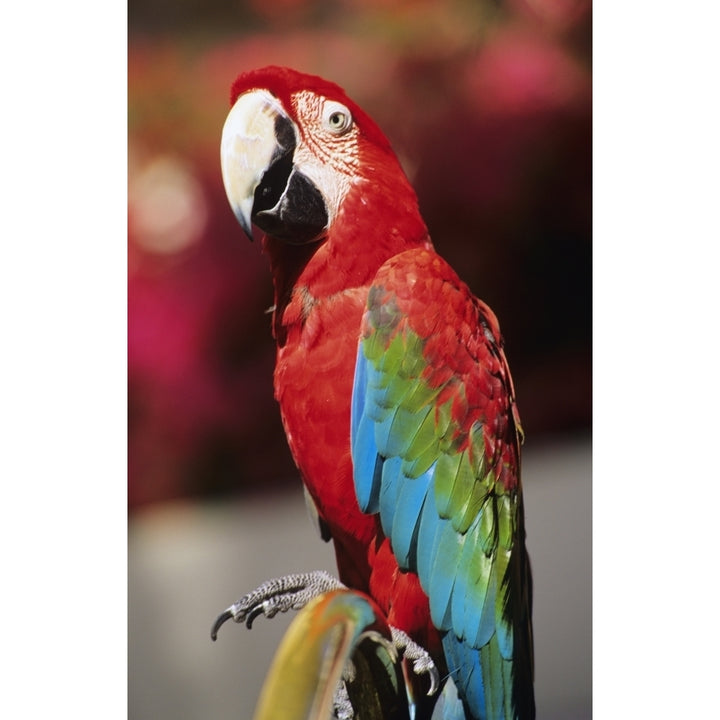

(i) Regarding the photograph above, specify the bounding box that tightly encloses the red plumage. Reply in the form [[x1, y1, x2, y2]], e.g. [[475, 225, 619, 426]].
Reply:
[[230, 68, 445, 657], [220, 66, 534, 717]]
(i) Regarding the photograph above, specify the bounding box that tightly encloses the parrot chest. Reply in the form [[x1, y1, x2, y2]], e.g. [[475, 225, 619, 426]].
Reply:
[[272, 281, 441, 655], [273, 285, 375, 546]]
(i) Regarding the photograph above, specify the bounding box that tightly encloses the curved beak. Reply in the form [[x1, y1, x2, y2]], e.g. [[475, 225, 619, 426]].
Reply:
[[220, 90, 293, 240], [220, 89, 328, 245]]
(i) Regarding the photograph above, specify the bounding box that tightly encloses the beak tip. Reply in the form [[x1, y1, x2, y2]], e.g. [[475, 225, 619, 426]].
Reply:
[[237, 213, 254, 241], [227, 196, 255, 241]]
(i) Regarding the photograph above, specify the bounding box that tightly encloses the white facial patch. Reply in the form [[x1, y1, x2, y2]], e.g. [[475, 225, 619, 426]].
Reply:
[[290, 92, 361, 228]]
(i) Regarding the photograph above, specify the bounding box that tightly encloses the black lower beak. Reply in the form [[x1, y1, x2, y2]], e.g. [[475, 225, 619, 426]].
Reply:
[[253, 166, 328, 245]]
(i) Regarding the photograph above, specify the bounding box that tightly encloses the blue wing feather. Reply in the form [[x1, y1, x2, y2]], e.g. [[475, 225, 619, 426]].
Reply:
[[430, 677, 469, 720], [390, 464, 434, 569], [350, 341, 368, 438], [377, 456, 402, 539], [474, 562, 498, 649], [416, 489, 445, 598], [373, 405, 401, 457], [351, 348, 382, 514], [443, 633, 486, 716], [427, 519, 464, 631]]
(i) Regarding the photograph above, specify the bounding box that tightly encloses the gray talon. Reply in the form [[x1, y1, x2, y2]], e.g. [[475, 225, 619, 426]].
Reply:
[[211, 571, 343, 640], [210, 608, 234, 641], [390, 626, 440, 696]]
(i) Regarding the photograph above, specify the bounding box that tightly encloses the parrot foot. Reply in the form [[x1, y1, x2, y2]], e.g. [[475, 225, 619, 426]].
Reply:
[[390, 626, 440, 696], [211, 570, 343, 639]]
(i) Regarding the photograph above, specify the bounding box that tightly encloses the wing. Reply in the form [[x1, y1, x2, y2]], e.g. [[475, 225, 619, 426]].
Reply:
[[350, 248, 534, 719]]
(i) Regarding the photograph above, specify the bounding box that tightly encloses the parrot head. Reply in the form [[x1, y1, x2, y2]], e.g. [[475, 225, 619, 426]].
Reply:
[[220, 66, 428, 253]]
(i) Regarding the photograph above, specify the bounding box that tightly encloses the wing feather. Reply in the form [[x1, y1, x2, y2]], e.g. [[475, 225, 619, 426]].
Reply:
[[390, 465, 434, 569], [350, 248, 534, 719]]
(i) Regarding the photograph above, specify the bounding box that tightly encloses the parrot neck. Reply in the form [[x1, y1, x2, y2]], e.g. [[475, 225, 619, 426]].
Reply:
[[263, 179, 432, 342]]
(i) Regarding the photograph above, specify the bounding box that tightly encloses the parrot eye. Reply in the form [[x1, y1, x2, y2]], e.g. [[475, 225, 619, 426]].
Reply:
[[322, 101, 353, 135]]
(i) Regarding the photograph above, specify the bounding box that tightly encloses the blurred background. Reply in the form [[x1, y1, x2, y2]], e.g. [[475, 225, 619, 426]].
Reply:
[[128, 0, 591, 718]]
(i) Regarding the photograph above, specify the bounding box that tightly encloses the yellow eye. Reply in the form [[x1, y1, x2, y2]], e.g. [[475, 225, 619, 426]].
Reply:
[[322, 101, 353, 135], [328, 112, 346, 129]]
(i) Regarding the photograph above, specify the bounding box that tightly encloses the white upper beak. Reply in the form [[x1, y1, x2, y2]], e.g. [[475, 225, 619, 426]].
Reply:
[[220, 89, 288, 238]]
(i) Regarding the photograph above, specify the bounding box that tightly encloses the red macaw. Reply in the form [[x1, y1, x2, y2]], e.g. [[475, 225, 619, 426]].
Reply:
[[214, 66, 534, 720]]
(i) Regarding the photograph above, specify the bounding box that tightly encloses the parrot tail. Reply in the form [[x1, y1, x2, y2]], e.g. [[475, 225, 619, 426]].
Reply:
[[440, 533, 535, 720]]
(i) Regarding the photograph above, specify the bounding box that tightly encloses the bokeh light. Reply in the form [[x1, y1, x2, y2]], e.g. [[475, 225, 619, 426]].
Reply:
[[128, 0, 592, 510]]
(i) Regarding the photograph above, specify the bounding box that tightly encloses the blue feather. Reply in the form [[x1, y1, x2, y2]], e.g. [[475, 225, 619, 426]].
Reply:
[[442, 633, 486, 719], [428, 520, 464, 631], [351, 348, 385, 514], [474, 566, 497, 649], [365, 358, 398, 416], [378, 456, 402, 539], [374, 405, 400, 457], [390, 464, 434, 569], [430, 677, 468, 720], [367, 381, 397, 414], [352, 413, 383, 514], [457, 517, 494, 647], [416, 487, 445, 597], [350, 344, 367, 439], [450, 518, 479, 641]]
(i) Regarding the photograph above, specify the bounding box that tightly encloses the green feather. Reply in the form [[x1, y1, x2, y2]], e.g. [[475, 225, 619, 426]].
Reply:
[[501, 649, 514, 718], [480, 636, 504, 720], [435, 400, 456, 453], [402, 443, 438, 479], [434, 451, 463, 518], [447, 451, 476, 526], [374, 331, 405, 377], [497, 493, 515, 551], [388, 405, 432, 455], [405, 402, 439, 459], [362, 327, 386, 364], [456, 474, 494, 535], [401, 378, 442, 414], [468, 422, 487, 477], [399, 331, 426, 378], [478, 496, 497, 556], [377, 373, 414, 411]]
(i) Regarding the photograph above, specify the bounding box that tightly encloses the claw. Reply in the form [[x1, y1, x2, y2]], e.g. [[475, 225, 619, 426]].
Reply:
[[390, 626, 440, 696], [414, 656, 440, 696], [211, 608, 235, 641], [245, 603, 266, 629], [210, 571, 344, 642]]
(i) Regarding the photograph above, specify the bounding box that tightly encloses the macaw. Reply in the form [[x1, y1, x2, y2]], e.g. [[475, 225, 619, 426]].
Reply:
[[215, 66, 534, 720]]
